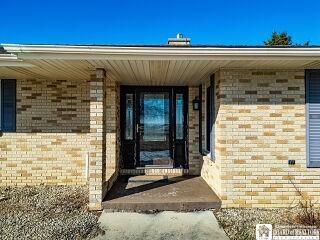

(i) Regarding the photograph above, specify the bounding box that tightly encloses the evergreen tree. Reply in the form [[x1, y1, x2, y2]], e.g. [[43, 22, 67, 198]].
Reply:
[[264, 31, 292, 46]]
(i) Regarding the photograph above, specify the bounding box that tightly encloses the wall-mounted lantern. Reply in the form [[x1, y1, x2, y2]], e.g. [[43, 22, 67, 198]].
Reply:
[[192, 96, 200, 110]]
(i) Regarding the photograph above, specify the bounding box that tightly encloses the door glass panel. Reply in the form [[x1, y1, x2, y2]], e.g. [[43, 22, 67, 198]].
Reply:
[[125, 94, 133, 140], [176, 94, 184, 140], [139, 92, 171, 167]]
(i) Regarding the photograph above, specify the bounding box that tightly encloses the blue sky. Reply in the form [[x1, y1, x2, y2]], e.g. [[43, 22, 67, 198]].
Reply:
[[1, 0, 319, 45]]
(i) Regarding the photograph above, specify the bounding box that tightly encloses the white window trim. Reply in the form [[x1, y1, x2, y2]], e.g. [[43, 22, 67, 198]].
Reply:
[[203, 76, 215, 161], [210, 76, 215, 160]]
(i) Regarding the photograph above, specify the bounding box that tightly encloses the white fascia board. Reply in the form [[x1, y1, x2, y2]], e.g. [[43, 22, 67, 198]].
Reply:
[[2, 44, 320, 61]]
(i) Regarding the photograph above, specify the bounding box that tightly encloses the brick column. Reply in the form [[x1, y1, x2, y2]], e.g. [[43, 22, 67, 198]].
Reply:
[[89, 69, 106, 210], [188, 87, 201, 175]]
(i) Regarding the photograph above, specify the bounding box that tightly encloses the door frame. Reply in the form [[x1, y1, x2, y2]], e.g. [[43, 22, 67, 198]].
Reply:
[[120, 85, 189, 169]]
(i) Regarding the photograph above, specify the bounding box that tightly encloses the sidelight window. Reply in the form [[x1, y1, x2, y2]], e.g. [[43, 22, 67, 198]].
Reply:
[[125, 94, 134, 140], [176, 94, 184, 140]]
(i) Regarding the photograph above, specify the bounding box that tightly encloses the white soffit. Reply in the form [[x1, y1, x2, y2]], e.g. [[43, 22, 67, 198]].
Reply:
[[1, 44, 320, 84]]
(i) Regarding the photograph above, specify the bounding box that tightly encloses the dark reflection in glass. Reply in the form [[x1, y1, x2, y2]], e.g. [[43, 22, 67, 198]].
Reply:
[[125, 94, 133, 140], [176, 94, 184, 140], [139, 92, 171, 166]]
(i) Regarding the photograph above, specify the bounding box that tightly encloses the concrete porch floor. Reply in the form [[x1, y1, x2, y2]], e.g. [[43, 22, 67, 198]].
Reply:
[[102, 176, 221, 211]]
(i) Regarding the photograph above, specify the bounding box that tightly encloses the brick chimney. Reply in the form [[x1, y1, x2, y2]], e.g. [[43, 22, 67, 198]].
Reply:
[[167, 33, 191, 46]]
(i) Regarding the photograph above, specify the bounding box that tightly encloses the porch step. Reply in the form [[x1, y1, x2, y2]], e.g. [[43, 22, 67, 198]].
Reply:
[[128, 175, 168, 184], [144, 164, 173, 169], [120, 168, 189, 176], [145, 168, 185, 176]]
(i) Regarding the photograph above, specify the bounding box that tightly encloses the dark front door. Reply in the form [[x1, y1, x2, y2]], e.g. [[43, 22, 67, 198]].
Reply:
[[120, 86, 188, 169], [138, 91, 171, 167]]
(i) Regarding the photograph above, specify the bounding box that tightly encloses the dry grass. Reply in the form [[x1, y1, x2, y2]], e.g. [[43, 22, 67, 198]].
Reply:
[[216, 179, 320, 240], [289, 178, 320, 227], [0, 185, 103, 240], [215, 208, 293, 240], [215, 206, 320, 240], [294, 199, 320, 227]]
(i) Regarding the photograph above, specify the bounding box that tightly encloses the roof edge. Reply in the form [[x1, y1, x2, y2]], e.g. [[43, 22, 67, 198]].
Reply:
[[2, 43, 320, 48], [2, 44, 320, 61]]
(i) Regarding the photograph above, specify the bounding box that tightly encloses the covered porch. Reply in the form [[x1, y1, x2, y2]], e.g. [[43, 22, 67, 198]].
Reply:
[[2, 44, 320, 209]]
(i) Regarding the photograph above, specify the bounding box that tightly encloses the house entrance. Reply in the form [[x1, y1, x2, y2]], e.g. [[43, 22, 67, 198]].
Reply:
[[120, 86, 188, 169]]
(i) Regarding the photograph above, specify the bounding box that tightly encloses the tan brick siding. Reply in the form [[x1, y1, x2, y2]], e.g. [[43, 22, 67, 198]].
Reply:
[[89, 70, 106, 210], [102, 78, 121, 207], [188, 87, 201, 175], [215, 69, 320, 208], [0, 78, 90, 186], [17, 79, 89, 133], [105, 80, 120, 177]]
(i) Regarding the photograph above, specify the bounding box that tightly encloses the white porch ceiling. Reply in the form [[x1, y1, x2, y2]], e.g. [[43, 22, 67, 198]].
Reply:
[[1, 45, 320, 85], [1, 59, 320, 85]]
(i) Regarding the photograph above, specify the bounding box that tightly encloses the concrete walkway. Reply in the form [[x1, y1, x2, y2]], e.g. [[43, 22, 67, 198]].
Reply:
[[95, 211, 229, 240]]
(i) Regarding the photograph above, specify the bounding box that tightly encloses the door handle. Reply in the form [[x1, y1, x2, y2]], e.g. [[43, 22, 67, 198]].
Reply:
[[136, 124, 143, 134]]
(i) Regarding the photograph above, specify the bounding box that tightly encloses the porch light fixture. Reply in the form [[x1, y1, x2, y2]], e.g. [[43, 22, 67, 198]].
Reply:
[[192, 97, 200, 110]]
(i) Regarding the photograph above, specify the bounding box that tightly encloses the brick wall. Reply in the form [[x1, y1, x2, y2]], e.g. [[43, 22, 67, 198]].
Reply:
[[188, 87, 202, 175], [0, 78, 90, 186], [102, 77, 121, 201], [215, 69, 320, 207], [105, 80, 120, 177], [16, 79, 90, 133]]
